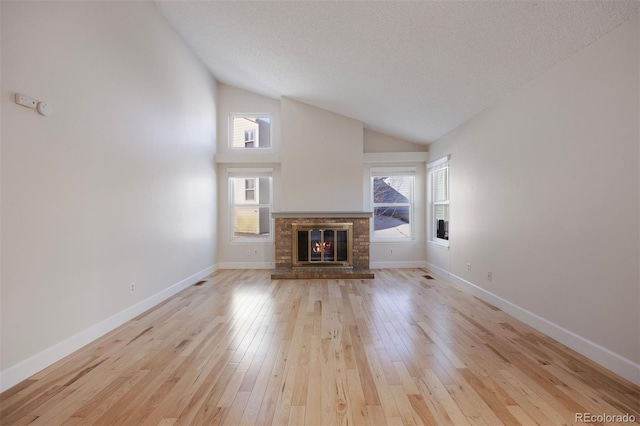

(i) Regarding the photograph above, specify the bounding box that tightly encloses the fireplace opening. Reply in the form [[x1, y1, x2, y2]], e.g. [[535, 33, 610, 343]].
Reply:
[[293, 223, 352, 267]]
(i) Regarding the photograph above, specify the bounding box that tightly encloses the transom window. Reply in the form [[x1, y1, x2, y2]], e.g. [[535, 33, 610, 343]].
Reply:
[[229, 114, 271, 149], [371, 168, 414, 241], [229, 169, 272, 240]]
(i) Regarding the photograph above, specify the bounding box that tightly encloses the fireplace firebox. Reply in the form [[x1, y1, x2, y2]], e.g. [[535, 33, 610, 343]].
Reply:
[[292, 223, 352, 267]]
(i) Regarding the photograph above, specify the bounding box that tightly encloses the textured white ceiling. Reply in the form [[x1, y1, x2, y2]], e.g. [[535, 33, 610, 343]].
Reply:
[[155, 1, 638, 144]]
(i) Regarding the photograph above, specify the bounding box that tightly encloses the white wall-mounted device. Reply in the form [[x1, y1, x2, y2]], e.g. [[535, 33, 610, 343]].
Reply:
[[15, 93, 53, 117]]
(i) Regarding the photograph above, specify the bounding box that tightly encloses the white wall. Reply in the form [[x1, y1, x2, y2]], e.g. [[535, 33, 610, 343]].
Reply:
[[428, 17, 639, 383], [1, 1, 217, 390], [363, 128, 428, 153], [281, 98, 364, 212]]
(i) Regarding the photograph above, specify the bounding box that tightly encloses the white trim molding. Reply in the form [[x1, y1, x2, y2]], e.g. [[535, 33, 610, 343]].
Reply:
[[271, 212, 372, 219], [214, 152, 281, 164], [425, 261, 450, 278], [371, 261, 428, 269], [0, 265, 217, 392], [424, 263, 640, 386]]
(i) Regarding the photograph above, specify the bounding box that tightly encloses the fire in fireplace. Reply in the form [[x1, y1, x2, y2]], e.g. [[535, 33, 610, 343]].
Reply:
[[292, 223, 353, 267], [312, 241, 332, 254]]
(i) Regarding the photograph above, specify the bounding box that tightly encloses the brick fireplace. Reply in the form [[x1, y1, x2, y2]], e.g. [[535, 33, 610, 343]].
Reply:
[[272, 212, 373, 279]]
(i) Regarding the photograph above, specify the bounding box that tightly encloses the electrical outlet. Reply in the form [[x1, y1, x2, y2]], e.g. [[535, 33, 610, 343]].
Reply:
[[15, 93, 37, 109], [253, 249, 258, 256], [389, 249, 393, 255], [467, 263, 471, 271], [487, 272, 492, 281], [130, 282, 135, 294]]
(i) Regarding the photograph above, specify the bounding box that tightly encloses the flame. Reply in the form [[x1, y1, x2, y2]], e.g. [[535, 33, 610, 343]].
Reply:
[[312, 242, 332, 253]]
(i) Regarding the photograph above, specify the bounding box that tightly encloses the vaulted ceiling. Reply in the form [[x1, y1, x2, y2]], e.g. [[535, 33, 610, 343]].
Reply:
[[155, 1, 638, 144]]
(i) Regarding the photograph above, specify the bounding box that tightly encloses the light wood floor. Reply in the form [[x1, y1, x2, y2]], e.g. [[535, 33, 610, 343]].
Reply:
[[1, 269, 638, 425]]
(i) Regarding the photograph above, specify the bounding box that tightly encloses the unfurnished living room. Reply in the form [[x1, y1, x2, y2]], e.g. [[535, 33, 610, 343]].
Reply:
[[1, 1, 639, 425]]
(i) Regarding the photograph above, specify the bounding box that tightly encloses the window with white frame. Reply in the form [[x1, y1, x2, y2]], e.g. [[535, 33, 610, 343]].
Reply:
[[371, 168, 414, 241], [229, 114, 271, 149], [229, 169, 272, 240], [428, 157, 450, 244]]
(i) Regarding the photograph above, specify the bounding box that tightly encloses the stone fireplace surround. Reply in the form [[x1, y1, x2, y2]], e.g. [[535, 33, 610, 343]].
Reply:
[[271, 212, 374, 279]]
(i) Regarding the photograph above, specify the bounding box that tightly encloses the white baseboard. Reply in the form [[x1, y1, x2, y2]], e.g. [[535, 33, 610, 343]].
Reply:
[[217, 261, 274, 270], [437, 268, 640, 386], [0, 265, 216, 393], [370, 261, 428, 269], [424, 262, 449, 278]]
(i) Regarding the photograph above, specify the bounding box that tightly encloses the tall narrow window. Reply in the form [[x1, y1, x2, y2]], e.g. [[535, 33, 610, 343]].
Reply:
[[229, 169, 272, 240], [428, 157, 450, 244], [229, 114, 271, 149], [371, 168, 414, 241]]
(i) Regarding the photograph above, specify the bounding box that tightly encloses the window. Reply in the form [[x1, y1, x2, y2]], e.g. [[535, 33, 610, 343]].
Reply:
[[230, 114, 271, 149], [244, 130, 255, 148], [244, 179, 255, 201], [229, 169, 272, 240], [428, 157, 450, 244], [371, 168, 414, 240]]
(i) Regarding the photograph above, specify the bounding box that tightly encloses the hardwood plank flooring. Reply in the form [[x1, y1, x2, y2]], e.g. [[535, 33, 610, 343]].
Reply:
[[1, 269, 638, 425]]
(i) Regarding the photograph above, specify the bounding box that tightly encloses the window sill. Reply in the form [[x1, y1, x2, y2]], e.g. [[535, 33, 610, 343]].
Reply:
[[427, 239, 449, 248], [215, 152, 281, 164]]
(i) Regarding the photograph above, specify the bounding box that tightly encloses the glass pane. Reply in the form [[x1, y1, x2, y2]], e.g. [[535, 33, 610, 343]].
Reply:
[[336, 230, 348, 261], [373, 206, 410, 239], [232, 177, 270, 204], [231, 178, 256, 205], [373, 176, 411, 204], [297, 231, 308, 262], [231, 176, 271, 239], [231, 116, 271, 148], [433, 168, 448, 202], [233, 206, 270, 238], [310, 230, 322, 261], [258, 206, 270, 236], [258, 177, 270, 202], [323, 230, 335, 262], [233, 206, 258, 237], [434, 204, 449, 240]]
